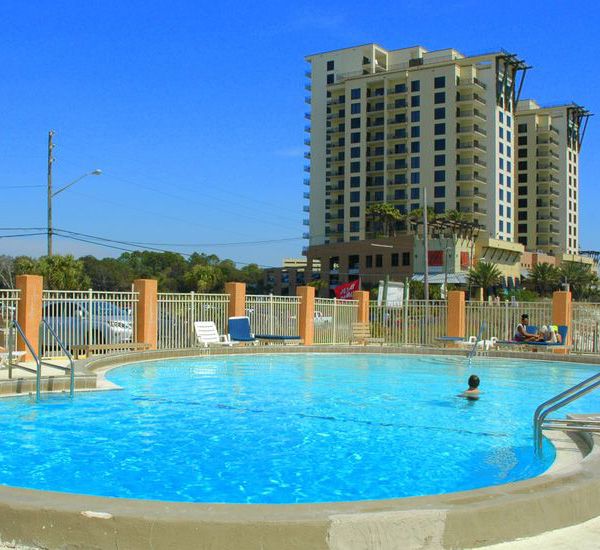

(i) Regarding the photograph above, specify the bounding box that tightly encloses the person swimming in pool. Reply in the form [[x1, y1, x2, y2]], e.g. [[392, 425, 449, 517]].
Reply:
[[461, 374, 480, 400]]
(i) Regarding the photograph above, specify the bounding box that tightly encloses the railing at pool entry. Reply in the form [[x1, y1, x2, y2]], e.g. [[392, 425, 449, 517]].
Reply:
[[0, 289, 20, 350], [246, 295, 301, 337], [41, 290, 139, 358], [313, 298, 358, 344], [465, 301, 553, 342], [369, 300, 448, 346], [157, 293, 229, 349], [572, 303, 600, 354]]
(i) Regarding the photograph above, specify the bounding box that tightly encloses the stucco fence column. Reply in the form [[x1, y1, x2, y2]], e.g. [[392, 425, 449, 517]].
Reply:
[[297, 286, 315, 345], [552, 290, 572, 355], [446, 290, 466, 345], [15, 274, 43, 361], [133, 279, 158, 350]]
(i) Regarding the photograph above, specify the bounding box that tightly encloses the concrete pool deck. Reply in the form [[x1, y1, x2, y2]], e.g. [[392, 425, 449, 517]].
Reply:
[[0, 346, 598, 548]]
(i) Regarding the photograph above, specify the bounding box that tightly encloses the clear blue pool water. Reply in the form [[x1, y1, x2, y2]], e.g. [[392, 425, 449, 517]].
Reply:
[[0, 354, 598, 504]]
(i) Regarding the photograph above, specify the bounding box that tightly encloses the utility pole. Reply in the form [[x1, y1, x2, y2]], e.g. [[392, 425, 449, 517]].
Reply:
[[47, 130, 55, 256]]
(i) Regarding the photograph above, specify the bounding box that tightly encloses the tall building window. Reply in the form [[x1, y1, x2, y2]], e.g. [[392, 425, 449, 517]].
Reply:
[[410, 172, 420, 184], [411, 80, 420, 92], [434, 92, 445, 104], [350, 206, 360, 217], [327, 74, 334, 84], [411, 110, 420, 122], [434, 107, 445, 119], [351, 103, 360, 114], [434, 154, 445, 166], [327, 60, 334, 70], [350, 162, 360, 173], [395, 83, 406, 93], [411, 95, 420, 107], [351, 88, 361, 99], [434, 170, 445, 182], [434, 76, 445, 88], [349, 221, 360, 232], [411, 188, 420, 199], [391, 253, 399, 267], [499, 111, 504, 123], [350, 176, 360, 187], [434, 185, 446, 197], [434, 202, 445, 214], [376, 255, 383, 267], [411, 157, 420, 168], [402, 252, 410, 265], [434, 123, 446, 135], [351, 147, 360, 158], [350, 191, 360, 202], [518, 123, 527, 133], [350, 118, 360, 129], [411, 126, 420, 138], [410, 141, 420, 153], [351, 132, 360, 143]]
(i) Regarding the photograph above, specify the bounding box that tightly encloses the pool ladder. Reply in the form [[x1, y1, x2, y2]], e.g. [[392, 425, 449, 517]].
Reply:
[[533, 371, 600, 456], [467, 322, 487, 364], [7, 319, 75, 401]]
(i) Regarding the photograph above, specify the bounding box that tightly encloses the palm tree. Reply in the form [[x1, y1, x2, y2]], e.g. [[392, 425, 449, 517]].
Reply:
[[559, 262, 598, 300], [526, 263, 561, 297], [467, 261, 502, 299], [366, 203, 403, 237]]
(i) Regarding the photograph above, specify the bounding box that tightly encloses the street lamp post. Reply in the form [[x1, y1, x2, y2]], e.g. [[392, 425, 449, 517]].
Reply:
[[46, 130, 102, 256]]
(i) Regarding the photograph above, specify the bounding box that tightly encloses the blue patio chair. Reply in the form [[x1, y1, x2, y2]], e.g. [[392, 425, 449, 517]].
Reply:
[[228, 316, 257, 344]]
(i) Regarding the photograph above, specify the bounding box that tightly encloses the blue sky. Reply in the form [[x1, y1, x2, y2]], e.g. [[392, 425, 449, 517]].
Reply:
[[1, 0, 599, 267]]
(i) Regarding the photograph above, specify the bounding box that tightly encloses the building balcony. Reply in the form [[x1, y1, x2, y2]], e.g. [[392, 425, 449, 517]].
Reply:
[[387, 101, 408, 111], [304, 112, 311, 120], [537, 201, 560, 211], [303, 219, 309, 226], [303, 205, 310, 212], [304, 151, 311, 159], [457, 190, 487, 199], [537, 125, 559, 135], [302, 232, 310, 239], [536, 175, 560, 184], [536, 187, 560, 197], [305, 83, 311, 92], [303, 178, 310, 186], [305, 96, 311, 105], [456, 93, 486, 106], [536, 137, 560, 146], [536, 225, 560, 235], [456, 109, 487, 121], [536, 149, 560, 159], [304, 125, 311, 133], [305, 70, 312, 79], [387, 87, 407, 96], [536, 213, 559, 221], [304, 138, 311, 146], [303, 192, 310, 199], [536, 162, 560, 172], [388, 148, 408, 157], [457, 125, 487, 137], [457, 173, 487, 184], [304, 165, 310, 173], [457, 78, 487, 90], [456, 141, 487, 153], [457, 156, 487, 168]]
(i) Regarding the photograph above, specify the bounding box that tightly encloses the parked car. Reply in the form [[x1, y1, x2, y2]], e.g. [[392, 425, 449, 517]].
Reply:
[[42, 300, 133, 351]]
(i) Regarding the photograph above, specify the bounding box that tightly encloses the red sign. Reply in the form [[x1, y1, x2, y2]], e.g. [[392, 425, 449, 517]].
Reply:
[[334, 279, 360, 299], [460, 251, 470, 268], [428, 250, 444, 266]]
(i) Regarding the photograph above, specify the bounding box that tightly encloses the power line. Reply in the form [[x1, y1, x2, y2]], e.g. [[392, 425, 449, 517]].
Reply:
[[0, 232, 46, 239], [0, 185, 45, 189]]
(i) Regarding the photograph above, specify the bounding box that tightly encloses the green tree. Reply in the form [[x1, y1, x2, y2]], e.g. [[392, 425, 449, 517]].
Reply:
[[239, 263, 266, 293], [183, 264, 225, 293], [34, 255, 91, 290], [467, 261, 502, 299], [559, 262, 598, 301], [80, 256, 135, 291], [526, 263, 561, 297], [366, 203, 403, 237]]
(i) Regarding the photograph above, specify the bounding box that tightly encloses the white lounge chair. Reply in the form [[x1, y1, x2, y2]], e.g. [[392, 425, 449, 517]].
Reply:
[[456, 336, 498, 351], [0, 351, 26, 366], [194, 322, 238, 347]]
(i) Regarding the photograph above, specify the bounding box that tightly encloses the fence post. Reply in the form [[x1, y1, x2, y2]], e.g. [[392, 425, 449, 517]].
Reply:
[[552, 290, 572, 354], [447, 290, 466, 343], [15, 274, 43, 361], [297, 285, 315, 346], [133, 279, 158, 350], [353, 291, 369, 324], [225, 282, 246, 319]]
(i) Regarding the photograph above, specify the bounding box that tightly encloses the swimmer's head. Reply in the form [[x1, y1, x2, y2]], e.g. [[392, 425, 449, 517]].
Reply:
[[468, 374, 480, 389]]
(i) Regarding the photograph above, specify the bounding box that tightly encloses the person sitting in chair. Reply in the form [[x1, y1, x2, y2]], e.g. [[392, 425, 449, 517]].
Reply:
[[514, 314, 543, 342], [540, 325, 562, 344]]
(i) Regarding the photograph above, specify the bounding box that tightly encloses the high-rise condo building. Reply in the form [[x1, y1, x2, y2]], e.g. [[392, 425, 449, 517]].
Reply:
[[304, 44, 528, 250], [514, 101, 591, 255]]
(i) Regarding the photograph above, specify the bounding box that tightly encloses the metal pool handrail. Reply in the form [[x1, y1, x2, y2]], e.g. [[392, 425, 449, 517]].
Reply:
[[8, 320, 42, 401], [467, 321, 486, 364], [534, 371, 600, 455], [39, 319, 75, 398]]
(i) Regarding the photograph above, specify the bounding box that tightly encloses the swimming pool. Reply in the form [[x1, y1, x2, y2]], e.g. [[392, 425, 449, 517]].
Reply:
[[0, 353, 598, 504]]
